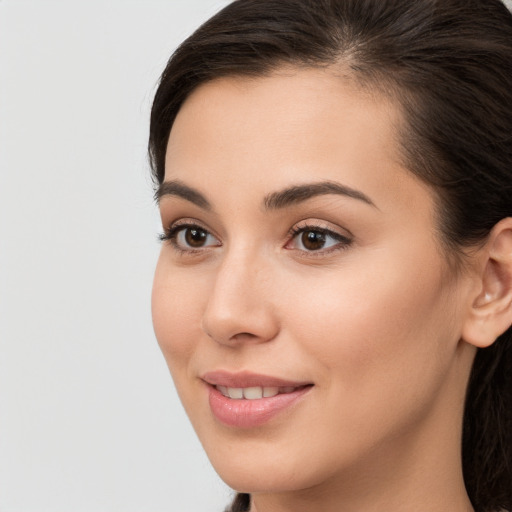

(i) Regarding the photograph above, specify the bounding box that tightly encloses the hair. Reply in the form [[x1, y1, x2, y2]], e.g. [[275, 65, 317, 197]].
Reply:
[[148, 1, 512, 511]]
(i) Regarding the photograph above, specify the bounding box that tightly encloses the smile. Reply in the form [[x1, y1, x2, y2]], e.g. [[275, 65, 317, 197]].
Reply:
[[202, 372, 313, 428], [215, 385, 302, 400]]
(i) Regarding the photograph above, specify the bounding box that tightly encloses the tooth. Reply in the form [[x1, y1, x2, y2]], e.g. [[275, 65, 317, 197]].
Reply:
[[263, 387, 279, 397], [228, 387, 244, 399], [217, 385, 229, 397], [281, 387, 296, 393], [243, 387, 263, 400]]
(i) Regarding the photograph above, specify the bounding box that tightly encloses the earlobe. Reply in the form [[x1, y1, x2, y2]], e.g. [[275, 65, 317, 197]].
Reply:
[[462, 218, 512, 348]]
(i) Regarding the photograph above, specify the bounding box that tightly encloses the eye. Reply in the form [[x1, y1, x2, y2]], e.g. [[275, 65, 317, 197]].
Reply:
[[160, 223, 221, 251], [287, 225, 351, 253]]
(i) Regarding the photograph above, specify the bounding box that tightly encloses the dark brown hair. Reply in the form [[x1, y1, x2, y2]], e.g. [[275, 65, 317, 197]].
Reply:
[[149, 1, 512, 511]]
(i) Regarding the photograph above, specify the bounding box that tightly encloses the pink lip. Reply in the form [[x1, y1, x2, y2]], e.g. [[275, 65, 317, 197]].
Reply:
[[202, 371, 313, 428], [202, 370, 311, 388]]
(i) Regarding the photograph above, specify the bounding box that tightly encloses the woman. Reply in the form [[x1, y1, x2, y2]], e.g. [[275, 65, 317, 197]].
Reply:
[[149, 1, 512, 511]]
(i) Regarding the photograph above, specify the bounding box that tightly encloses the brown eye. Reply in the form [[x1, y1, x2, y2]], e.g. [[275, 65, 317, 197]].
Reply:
[[301, 230, 327, 251], [164, 224, 221, 251], [184, 227, 208, 247], [287, 225, 351, 254]]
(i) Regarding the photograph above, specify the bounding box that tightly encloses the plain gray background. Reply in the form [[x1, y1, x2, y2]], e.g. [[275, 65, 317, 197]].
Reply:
[[0, 1, 232, 511], [1, 1, 512, 511]]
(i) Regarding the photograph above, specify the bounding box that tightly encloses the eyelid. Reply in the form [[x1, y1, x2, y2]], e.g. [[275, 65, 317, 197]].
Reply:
[[287, 219, 353, 239], [161, 217, 215, 236]]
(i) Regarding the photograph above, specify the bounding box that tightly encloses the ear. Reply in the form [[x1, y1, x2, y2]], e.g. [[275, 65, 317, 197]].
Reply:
[[462, 217, 512, 348]]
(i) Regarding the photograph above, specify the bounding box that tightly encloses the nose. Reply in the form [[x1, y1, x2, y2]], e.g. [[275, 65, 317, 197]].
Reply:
[[201, 250, 279, 346]]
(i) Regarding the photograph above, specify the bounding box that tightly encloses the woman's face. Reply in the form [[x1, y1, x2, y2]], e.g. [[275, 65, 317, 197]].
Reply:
[[152, 68, 476, 495]]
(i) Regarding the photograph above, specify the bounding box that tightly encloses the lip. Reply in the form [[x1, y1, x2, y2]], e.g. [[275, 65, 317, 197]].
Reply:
[[202, 370, 312, 388], [202, 371, 313, 428]]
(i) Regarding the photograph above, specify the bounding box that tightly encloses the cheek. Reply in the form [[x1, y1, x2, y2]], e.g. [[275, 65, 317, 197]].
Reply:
[[282, 247, 457, 405], [265, 252, 461, 476], [151, 255, 206, 371]]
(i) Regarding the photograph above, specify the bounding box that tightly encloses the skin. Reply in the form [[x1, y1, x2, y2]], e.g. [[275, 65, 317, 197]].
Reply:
[[152, 68, 482, 512]]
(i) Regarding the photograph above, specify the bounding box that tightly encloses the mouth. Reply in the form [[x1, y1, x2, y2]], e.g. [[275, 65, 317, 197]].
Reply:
[[201, 370, 312, 389], [202, 371, 313, 428]]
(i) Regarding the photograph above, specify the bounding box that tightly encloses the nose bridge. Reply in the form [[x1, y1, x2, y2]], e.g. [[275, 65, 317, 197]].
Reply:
[[202, 243, 278, 345]]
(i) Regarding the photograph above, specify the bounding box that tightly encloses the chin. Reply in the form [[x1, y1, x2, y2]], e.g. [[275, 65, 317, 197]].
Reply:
[[214, 461, 314, 495], [199, 431, 344, 495]]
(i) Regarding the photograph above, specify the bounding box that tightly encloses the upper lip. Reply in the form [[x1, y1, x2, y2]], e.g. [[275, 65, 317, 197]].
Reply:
[[201, 370, 313, 388]]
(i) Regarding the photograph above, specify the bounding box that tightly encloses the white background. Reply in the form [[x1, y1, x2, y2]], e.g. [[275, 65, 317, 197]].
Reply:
[[1, 1, 511, 512]]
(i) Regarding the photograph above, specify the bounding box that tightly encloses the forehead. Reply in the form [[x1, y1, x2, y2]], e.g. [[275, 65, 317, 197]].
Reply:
[[168, 67, 400, 155], [164, 67, 430, 218]]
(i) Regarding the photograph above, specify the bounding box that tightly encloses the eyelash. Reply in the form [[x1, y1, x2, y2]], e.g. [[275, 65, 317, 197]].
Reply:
[[159, 221, 353, 256]]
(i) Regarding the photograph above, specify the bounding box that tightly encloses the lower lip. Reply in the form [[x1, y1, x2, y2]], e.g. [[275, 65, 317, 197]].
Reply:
[[207, 385, 312, 428]]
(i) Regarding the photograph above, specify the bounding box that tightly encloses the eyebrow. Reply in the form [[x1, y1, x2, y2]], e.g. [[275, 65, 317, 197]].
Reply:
[[263, 181, 377, 210], [155, 179, 376, 211], [155, 180, 212, 210]]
